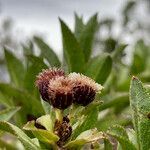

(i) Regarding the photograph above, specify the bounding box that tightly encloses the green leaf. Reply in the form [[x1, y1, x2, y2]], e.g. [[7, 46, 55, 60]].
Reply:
[[122, 1, 136, 26], [103, 38, 117, 53], [109, 125, 128, 138], [24, 55, 47, 92], [36, 115, 53, 131], [130, 40, 149, 74], [4, 48, 25, 87], [79, 14, 98, 62], [40, 99, 51, 114], [60, 19, 85, 72], [0, 91, 13, 107], [71, 103, 99, 140], [85, 54, 112, 84], [0, 107, 20, 121], [23, 121, 59, 144], [65, 129, 103, 149], [96, 112, 131, 132], [130, 77, 150, 150], [0, 83, 44, 123], [74, 13, 84, 39], [107, 125, 136, 150], [116, 65, 130, 92], [100, 19, 114, 29], [127, 129, 138, 148], [0, 83, 27, 106], [0, 121, 39, 150], [99, 92, 129, 113], [112, 44, 127, 60], [23, 42, 34, 68], [34, 36, 61, 67], [23, 41, 34, 56]]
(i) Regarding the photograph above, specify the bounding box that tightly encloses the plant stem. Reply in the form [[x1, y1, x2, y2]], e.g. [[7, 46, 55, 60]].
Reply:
[[55, 108, 63, 123], [52, 143, 58, 150], [69, 103, 80, 117]]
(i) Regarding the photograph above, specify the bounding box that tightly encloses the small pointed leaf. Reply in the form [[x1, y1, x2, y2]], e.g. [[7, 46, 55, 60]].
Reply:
[[34, 36, 61, 67], [74, 13, 84, 39], [60, 19, 85, 72], [4, 48, 25, 87], [0, 107, 20, 121], [79, 14, 98, 62], [23, 121, 59, 144]]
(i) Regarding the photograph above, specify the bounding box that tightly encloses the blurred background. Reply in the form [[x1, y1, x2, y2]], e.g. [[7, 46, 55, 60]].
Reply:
[[0, 1, 150, 149], [0, 0, 149, 84], [0, 0, 129, 52], [0, 0, 150, 134]]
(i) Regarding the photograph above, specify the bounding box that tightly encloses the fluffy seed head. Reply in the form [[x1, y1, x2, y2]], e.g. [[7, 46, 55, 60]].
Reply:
[[35, 68, 65, 101], [48, 77, 74, 109], [68, 73, 103, 106]]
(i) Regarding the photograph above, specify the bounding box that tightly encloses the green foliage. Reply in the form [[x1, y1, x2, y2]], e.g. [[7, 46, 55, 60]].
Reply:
[[71, 102, 101, 140], [78, 14, 98, 62], [0, 83, 44, 117], [85, 53, 112, 84], [122, 1, 136, 26], [65, 129, 103, 149], [0, 11, 150, 150], [104, 138, 113, 150], [36, 115, 53, 131], [74, 13, 84, 39], [4, 48, 25, 87], [34, 36, 61, 67], [112, 44, 127, 61], [103, 38, 117, 53], [130, 40, 149, 74], [23, 55, 47, 93], [23, 121, 59, 144], [107, 125, 136, 150], [130, 77, 150, 150], [0, 121, 39, 150], [0, 107, 20, 121], [0, 83, 42, 126], [60, 19, 85, 73], [0, 139, 17, 150], [74, 13, 98, 62]]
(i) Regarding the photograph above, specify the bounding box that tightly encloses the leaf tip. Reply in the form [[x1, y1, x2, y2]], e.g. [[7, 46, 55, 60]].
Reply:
[[58, 17, 63, 24], [132, 76, 138, 80]]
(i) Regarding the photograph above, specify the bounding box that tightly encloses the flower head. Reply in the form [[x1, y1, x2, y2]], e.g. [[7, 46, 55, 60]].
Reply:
[[68, 73, 103, 106], [48, 77, 74, 109], [35, 68, 65, 101]]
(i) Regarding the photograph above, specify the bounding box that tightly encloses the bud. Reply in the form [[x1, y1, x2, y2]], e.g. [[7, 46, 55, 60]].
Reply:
[[68, 73, 103, 106], [35, 68, 65, 101], [48, 77, 74, 109], [54, 117, 72, 147]]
